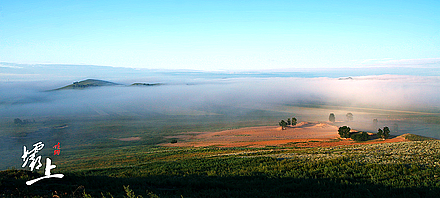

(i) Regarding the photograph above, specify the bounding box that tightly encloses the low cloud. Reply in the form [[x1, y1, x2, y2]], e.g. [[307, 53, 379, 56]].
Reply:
[[1, 75, 439, 119]]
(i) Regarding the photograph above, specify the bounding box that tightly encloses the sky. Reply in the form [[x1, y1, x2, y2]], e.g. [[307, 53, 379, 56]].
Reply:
[[0, 0, 439, 71]]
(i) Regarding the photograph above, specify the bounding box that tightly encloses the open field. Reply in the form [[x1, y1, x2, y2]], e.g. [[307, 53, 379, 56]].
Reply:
[[162, 122, 409, 147]]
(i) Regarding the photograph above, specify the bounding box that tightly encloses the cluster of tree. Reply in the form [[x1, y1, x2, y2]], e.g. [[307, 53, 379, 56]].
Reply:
[[351, 132, 369, 141], [278, 117, 297, 130], [373, 119, 397, 134], [14, 118, 35, 125], [377, 126, 390, 139], [338, 126, 369, 141], [339, 125, 391, 141]]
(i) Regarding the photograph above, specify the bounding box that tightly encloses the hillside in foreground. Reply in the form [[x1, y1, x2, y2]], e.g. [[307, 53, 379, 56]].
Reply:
[[2, 136, 440, 197]]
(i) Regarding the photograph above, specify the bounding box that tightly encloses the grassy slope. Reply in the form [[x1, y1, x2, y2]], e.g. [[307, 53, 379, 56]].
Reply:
[[404, 134, 438, 141], [2, 140, 440, 198]]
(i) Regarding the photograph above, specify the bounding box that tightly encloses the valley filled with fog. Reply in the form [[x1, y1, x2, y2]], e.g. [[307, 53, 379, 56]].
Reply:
[[1, 64, 440, 169]]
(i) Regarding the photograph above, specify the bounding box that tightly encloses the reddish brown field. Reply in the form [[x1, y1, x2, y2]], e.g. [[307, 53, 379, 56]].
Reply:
[[162, 122, 408, 148]]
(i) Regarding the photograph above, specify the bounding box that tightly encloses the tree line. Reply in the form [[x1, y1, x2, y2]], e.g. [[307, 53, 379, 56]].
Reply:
[[338, 126, 390, 141]]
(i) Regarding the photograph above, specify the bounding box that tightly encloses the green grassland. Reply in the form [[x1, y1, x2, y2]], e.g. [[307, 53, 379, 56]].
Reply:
[[3, 140, 440, 198], [2, 104, 440, 197]]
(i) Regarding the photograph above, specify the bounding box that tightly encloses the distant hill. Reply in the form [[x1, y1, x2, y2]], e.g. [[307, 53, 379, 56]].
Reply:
[[55, 79, 120, 90], [338, 77, 353, 80], [130, 83, 164, 86]]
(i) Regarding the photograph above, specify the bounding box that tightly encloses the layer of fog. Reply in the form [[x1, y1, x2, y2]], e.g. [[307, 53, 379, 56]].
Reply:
[[1, 75, 440, 118], [2, 75, 440, 169], [3, 62, 440, 83]]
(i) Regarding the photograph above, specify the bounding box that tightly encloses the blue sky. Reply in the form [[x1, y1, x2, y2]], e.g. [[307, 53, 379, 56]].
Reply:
[[0, 0, 439, 70]]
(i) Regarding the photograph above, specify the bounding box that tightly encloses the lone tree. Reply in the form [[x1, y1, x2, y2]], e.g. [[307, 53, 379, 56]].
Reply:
[[338, 126, 351, 138], [346, 113, 353, 122], [292, 117, 297, 126], [383, 126, 390, 139], [287, 118, 291, 125], [279, 120, 287, 130], [377, 128, 383, 139], [329, 113, 335, 123]]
